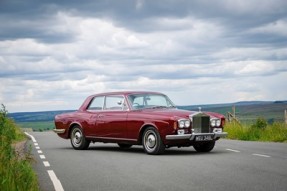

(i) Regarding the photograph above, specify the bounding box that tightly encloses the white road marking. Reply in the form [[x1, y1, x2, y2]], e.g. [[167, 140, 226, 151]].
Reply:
[[39, 155, 46, 159], [25, 132, 64, 190], [43, 161, 50, 167], [226, 149, 241, 153], [252, 153, 271, 158], [48, 170, 65, 191], [24, 132, 36, 142]]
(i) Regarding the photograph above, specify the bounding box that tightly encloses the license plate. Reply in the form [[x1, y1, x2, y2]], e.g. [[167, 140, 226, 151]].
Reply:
[[195, 135, 213, 141]]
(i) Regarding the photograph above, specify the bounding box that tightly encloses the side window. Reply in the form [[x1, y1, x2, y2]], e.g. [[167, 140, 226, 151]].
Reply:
[[87, 96, 104, 111], [133, 96, 144, 105], [104, 96, 126, 111], [146, 95, 167, 106]]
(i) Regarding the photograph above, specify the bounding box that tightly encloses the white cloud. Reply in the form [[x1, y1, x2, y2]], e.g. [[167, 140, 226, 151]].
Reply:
[[135, 0, 145, 10], [0, 39, 48, 55], [0, 1, 287, 112], [249, 19, 287, 37]]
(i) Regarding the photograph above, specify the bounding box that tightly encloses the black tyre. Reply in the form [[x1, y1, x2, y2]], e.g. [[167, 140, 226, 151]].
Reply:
[[118, 143, 132, 149], [70, 126, 90, 150], [142, 127, 165, 155], [193, 141, 215, 152]]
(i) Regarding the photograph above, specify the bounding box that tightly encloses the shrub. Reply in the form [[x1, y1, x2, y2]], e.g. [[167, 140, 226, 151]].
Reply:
[[251, 118, 267, 129], [224, 118, 287, 142], [260, 122, 287, 142], [0, 104, 39, 191]]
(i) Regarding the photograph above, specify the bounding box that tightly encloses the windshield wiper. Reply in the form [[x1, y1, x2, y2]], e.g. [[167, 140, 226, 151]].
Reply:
[[148, 106, 168, 109]]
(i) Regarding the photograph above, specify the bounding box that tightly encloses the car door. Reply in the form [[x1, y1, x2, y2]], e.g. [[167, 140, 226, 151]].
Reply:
[[85, 96, 105, 137], [86, 95, 128, 138], [96, 95, 128, 139]]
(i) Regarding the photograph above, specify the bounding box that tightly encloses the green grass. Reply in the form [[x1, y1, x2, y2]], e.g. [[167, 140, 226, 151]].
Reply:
[[0, 105, 39, 191], [17, 121, 54, 132], [224, 118, 287, 142]]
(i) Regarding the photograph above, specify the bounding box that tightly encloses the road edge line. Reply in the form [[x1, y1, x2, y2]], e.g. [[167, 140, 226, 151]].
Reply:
[[48, 170, 65, 191], [24, 132, 36, 142], [25, 132, 65, 191]]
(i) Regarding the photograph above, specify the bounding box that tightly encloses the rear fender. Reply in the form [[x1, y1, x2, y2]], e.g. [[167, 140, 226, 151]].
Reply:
[[68, 122, 83, 138]]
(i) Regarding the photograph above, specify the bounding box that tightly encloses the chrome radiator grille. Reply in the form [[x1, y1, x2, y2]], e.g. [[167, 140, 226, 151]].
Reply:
[[192, 113, 210, 133]]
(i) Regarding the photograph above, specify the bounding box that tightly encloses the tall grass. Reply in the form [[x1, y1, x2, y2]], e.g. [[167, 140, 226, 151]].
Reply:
[[0, 105, 39, 191], [224, 118, 287, 142], [17, 121, 54, 132]]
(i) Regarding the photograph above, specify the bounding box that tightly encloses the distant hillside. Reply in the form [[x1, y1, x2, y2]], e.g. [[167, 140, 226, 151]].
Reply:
[[178, 101, 287, 123], [8, 101, 287, 125], [8, 110, 75, 122]]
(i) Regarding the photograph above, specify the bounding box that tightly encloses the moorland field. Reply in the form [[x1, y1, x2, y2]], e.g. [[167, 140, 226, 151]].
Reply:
[[8, 101, 287, 131]]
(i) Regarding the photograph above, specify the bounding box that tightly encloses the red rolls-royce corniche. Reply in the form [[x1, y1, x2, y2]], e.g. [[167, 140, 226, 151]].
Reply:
[[54, 91, 227, 155]]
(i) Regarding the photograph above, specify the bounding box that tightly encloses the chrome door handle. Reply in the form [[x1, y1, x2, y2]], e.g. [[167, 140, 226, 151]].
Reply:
[[98, 114, 104, 118]]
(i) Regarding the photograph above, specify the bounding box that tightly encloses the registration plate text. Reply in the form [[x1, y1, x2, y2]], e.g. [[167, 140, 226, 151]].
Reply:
[[195, 135, 213, 141]]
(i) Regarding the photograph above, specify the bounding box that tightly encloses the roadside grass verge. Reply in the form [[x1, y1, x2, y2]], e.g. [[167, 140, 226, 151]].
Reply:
[[224, 118, 287, 142], [17, 121, 54, 132], [0, 105, 39, 191]]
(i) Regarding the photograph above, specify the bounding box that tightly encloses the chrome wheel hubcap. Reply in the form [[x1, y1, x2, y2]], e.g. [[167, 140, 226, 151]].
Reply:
[[147, 134, 156, 148], [144, 130, 157, 151], [72, 130, 82, 146]]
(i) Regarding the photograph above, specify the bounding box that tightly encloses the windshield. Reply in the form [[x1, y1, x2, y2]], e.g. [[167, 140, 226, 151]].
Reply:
[[128, 93, 175, 110]]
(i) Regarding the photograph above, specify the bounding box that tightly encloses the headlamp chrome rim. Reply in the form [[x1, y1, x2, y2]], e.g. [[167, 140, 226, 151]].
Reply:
[[216, 119, 221, 127], [178, 119, 190, 128], [184, 120, 190, 128], [210, 118, 221, 127]]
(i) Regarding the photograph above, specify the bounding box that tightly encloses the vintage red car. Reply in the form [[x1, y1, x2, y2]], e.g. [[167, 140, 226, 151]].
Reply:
[[54, 91, 227, 155]]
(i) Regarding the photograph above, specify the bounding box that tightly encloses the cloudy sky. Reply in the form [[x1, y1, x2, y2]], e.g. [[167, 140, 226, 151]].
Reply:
[[1, 0, 287, 112]]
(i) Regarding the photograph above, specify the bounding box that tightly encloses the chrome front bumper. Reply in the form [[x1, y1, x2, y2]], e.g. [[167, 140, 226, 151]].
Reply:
[[166, 132, 228, 140], [53, 129, 66, 134]]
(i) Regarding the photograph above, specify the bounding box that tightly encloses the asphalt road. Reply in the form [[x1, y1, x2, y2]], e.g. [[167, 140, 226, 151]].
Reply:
[[27, 132, 287, 191]]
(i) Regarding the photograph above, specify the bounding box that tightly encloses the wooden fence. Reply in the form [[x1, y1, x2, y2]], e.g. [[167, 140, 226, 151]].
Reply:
[[227, 105, 241, 125], [227, 107, 287, 126]]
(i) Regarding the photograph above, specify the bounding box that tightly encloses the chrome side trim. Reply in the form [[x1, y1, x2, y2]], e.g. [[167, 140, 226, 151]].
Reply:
[[53, 129, 66, 134], [86, 136, 137, 142], [165, 132, 228, 140]]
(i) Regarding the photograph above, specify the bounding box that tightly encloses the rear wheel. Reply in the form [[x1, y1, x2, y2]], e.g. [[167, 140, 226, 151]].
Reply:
[[70, 126, 90, 150], [142, 127, 165, 155], [193, 141, 215, 152]]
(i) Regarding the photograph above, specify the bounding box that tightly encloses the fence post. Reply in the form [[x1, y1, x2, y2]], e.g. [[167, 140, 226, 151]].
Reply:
[[232, 105, 236, 119], [285, 110, 287, 125]]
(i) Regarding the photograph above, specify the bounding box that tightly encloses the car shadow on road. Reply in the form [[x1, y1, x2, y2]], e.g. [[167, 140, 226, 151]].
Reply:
[[59, 144, 228, 156], [88, 145, 144, 154], [163, 148, 227, 156]]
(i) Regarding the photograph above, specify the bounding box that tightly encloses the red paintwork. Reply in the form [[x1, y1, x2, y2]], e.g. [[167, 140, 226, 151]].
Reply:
[[54, 91, 225, 146]]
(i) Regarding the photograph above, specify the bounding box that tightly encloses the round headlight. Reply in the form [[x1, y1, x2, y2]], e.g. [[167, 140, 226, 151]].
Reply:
[[210, 119, 216, 127], [179, 120, 185, 128], [184, 120, 190, 128], [216, 119, 221, 127]]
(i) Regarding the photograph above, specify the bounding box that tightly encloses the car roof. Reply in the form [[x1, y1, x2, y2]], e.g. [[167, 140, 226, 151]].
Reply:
[[89, 91, 164, 97], [79, 91, 168, 111]]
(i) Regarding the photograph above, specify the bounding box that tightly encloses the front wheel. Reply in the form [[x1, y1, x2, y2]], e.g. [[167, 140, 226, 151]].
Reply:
[[193, 141, 215, 152], [142, 127, 165, 155], [70, 126, 90, 150]]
